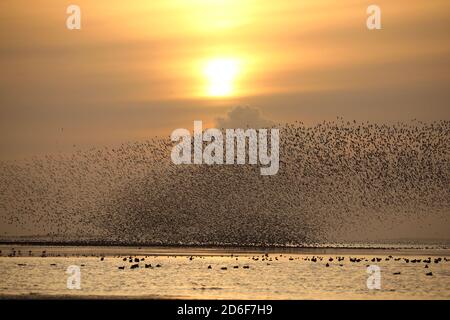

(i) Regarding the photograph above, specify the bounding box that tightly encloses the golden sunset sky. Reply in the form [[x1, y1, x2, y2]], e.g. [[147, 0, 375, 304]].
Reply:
[[0, 0, 449, 159]]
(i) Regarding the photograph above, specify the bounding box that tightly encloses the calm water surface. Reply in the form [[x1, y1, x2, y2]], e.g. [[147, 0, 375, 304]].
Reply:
[[0, 245, 449, 299]]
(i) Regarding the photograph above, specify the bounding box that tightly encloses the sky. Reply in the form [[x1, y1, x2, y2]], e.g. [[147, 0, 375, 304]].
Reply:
[[0, 0, 449, 159]]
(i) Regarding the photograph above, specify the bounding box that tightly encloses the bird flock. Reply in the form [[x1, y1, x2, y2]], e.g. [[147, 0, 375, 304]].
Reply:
[[0, 119, 448, 247], [2, 247, 447, 277]]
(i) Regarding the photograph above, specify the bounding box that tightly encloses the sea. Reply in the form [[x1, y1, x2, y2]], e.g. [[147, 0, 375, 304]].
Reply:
[[1, 244, 449, 299]]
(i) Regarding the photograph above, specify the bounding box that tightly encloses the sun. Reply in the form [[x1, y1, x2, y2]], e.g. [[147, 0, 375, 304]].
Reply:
[[203, 58, 240, 97]]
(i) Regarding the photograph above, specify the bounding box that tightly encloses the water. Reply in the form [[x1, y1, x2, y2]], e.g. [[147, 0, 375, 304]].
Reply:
[[1, 245, 449, 299]]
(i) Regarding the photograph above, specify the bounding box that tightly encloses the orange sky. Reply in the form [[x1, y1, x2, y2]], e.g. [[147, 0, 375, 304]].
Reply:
[[0, 0, 449, 159]]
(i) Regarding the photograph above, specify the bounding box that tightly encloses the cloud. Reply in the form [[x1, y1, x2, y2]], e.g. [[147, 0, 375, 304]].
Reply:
[[215, 106, 274, 129]]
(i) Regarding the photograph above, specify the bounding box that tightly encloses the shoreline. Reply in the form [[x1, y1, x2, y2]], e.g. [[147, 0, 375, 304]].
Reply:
[[1, 239, 448, 249], [1, 244, 449, 300]]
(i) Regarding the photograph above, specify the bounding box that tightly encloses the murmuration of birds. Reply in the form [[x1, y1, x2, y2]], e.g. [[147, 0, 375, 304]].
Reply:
[[0, 119, 448, 247]]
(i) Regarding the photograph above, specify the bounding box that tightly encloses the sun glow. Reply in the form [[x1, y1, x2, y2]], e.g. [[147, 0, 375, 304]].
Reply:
[[203, 58, 240, 97]]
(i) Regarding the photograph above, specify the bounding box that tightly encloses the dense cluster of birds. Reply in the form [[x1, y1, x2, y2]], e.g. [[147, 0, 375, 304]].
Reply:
[[0, 119, 448, 246]]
